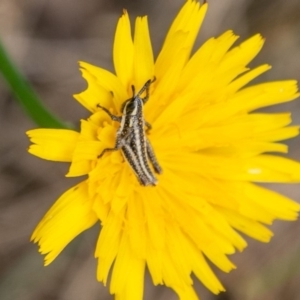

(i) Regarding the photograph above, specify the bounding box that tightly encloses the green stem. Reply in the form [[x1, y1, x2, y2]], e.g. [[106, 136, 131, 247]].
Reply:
[[0, 39, 69, 129]]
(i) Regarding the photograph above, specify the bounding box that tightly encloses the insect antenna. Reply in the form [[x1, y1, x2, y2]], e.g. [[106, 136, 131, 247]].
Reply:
[[131, 85, 136, 96]]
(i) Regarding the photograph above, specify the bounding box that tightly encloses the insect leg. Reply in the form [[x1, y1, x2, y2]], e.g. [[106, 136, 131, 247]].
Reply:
[[145, 121, 152, 133], [141, 77, 156, 104], [129, 77, 155, 103], [138, 80, 151, 103], [131, 85, 136, 97], [98, 127, 134, 158], [98, 146, 120, 158], [97, 104, 121, 122], [146, 138, 162, 174]]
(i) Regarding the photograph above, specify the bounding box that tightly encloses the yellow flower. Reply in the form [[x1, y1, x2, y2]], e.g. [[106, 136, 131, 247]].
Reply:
[[27, 1, 300, 299]]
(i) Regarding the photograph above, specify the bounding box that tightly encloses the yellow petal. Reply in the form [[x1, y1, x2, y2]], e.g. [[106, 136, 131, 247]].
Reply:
[[157, 1, 207, 73], [245, 155, 300, 182], [133, 16, 154, 91], [31, 181, 97, 265], [79, 61, 128, 111], [218, 34, 265, 75], [244, 183, 300, 221], [256, 126, 299, 142], [163, 152, 300, 183], [219, 208, 274, 242], [66, 160, 93, 177], [27, 129, 79, 162], [96, 209, 124, 285], [110, 234, 145, 300], [232, 80, 300, 112], [227, 64, 271, 94], [74, 67, 113, 113], [178, 30, 239, 93], [184, 238, 225, 294], [113, 10, 134, 90], [148, 32, 190, 124], [150, 1, 207, 122], [160, 227, 193, 289], [156, 182, 236, 272]]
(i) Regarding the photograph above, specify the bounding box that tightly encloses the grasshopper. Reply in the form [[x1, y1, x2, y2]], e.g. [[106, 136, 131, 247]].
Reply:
[[97, 79, 162, 186]]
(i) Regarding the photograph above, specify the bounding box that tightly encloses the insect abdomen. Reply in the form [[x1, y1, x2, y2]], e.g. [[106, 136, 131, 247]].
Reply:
[[121, 142, 158, 186]]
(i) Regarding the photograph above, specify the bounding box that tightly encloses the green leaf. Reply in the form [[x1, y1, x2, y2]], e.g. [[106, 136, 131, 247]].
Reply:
[[0, 39, 70, 129]]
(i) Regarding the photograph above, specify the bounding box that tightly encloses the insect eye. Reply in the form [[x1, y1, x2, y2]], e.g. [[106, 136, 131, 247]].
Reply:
[[122, 99, 137, 115], [125, 101, 136, 112]]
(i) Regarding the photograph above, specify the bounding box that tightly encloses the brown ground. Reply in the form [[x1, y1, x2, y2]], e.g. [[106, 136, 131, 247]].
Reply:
[[1, 0, 300, 300]]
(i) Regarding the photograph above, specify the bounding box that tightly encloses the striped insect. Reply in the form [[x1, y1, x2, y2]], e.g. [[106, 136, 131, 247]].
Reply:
[[97, 79, 162, 186]]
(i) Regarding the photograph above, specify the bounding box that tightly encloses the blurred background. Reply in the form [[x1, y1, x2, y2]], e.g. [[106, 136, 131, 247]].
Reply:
[[1, 0, 300, 299]]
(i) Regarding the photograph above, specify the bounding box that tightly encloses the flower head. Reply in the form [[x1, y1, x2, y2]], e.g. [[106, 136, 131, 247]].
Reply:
[[27, 1, 300, 299]]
